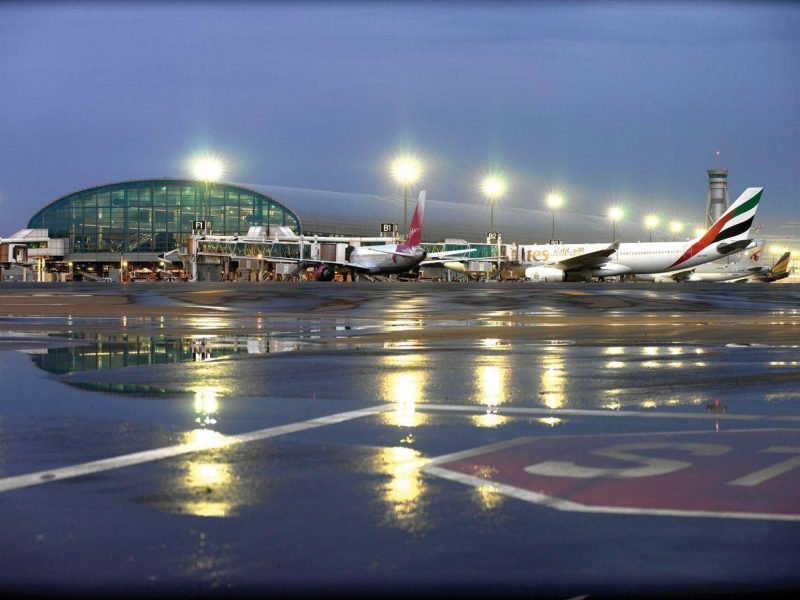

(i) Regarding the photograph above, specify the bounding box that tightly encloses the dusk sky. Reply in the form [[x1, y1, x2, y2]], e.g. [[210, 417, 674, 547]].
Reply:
[[1, 1, 798, 236]]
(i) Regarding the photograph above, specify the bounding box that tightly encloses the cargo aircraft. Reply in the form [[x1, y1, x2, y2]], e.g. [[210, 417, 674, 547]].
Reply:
[[515, 187, 763, 282], [274, 191, 475, 280]]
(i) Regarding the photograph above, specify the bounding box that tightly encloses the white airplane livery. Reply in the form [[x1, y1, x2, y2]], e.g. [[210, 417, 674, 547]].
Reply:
[[641, 246, 790, 283], [518, 187, 763, 282]]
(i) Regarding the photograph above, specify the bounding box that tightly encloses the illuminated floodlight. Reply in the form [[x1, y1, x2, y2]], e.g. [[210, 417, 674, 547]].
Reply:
[[546, 193, 563, 240], [391, 154, 422, 233], [608, 206, 624, 221], [670, 221, 684, 234], [391, 156, 421, 186], [693, 226, 706, 238], [545, 193, 563, 210], [192, 156, 225, 182], [481, 175, 507, 200], [644, 214, 660, 229], [481, 174, 506, 233], [608, 206, 624, 241]]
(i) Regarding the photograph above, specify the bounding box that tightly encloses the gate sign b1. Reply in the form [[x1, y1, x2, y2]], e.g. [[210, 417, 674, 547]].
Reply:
[[380, 223, 398, 234]]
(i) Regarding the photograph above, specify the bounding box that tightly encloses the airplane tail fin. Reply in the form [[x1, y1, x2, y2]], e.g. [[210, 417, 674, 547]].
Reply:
[[667, 188, 762, 269], [698, 187, 763, 244], [404, 191, 425, 247], [770, 251, 791, 277]]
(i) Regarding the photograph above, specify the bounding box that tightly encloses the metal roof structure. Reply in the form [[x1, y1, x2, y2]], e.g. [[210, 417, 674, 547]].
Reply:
[[13, 178, 654, 247], [241, 183, 651, 244]]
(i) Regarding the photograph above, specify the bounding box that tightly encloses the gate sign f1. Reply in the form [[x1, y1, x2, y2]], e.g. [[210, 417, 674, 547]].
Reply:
[[424, 429, 800, 521]]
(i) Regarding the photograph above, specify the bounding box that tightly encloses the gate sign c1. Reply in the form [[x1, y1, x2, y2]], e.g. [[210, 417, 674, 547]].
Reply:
[[380, 223, 398, 234]]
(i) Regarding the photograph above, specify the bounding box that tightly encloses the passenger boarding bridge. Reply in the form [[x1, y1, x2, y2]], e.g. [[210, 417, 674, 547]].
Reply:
[[183, 226, 508, 282]]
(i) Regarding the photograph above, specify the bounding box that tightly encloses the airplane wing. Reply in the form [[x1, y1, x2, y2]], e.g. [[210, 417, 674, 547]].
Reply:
[[420, 249, 477, 266], [426, 249, 477, 259], [544, 242, 620, 270], [249, 255, 373, 272], [160, 249, 183, 263], [667, 268, 697, 282], [366, 247, 418, 258]]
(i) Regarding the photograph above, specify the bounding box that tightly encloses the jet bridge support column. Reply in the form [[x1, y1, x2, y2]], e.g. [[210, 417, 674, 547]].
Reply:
[[190, 235, 198, 282]]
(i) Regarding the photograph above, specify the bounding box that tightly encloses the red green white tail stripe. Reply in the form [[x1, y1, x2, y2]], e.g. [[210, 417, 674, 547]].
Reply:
[[669, 187, 762, 268]]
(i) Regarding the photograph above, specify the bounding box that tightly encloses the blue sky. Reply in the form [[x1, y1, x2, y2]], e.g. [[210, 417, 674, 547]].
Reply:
[[1, 1, 798, 235]]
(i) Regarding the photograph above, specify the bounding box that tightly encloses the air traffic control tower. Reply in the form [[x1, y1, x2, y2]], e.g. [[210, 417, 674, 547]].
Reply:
[[706, 167, 729, 227]]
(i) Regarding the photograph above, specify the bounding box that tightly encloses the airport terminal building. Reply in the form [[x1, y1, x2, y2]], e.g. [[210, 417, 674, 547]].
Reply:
[[2, 177, 648, 281]]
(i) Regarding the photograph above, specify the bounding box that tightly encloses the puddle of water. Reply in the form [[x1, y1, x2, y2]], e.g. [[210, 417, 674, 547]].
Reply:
[[26, 333, 309, 375]]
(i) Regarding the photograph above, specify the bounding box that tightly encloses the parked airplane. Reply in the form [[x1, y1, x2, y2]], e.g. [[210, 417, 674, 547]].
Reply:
[[637, 240, 768, 283], [514, 187, 763, 282], [275, 191, 475, 280], [749, 251, 791, 283], [644, 249, 790, 283]]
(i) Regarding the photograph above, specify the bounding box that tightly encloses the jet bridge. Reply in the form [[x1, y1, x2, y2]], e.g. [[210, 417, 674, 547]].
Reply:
[[0, 228, 68, 282], [184, 227, 507, 282]]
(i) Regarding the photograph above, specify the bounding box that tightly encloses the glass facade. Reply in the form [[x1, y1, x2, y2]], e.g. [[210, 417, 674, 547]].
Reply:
[[27, 179, 301, 257]]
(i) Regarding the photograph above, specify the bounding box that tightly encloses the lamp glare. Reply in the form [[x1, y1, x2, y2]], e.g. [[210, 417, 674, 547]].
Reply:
[[391, 157, 421, 186], [481, 176, 506, 200], [193, 157, 224, 182], [546, 194, 563, 209], [644, 215, 660, 229]]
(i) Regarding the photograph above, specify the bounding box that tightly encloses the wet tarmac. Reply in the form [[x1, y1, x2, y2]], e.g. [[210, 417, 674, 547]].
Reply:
[[0, 282, 799, 598]]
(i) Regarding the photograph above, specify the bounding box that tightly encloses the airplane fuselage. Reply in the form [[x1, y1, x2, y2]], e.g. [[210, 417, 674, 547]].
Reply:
[[348, 244, 427, 275], [519, 240, 746, 277]]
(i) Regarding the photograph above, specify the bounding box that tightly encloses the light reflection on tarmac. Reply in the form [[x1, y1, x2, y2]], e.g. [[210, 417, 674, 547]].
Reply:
[[0, 282, 799, 598]]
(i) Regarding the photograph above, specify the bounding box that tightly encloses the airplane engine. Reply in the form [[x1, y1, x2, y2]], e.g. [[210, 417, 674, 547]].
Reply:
[[313, 264, 335, 281], [589, 263, 632, 278], [525, 266, 565, 282]]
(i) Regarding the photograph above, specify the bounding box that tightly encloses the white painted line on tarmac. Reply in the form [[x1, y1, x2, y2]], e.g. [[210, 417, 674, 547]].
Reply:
[[424, 464, 800, 521], [414, 403, 800, 422], [0, 405, 390, 495]]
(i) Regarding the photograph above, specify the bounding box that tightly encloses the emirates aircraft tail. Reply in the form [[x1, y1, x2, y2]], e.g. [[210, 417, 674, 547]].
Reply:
[[669, 187, 762, 269]]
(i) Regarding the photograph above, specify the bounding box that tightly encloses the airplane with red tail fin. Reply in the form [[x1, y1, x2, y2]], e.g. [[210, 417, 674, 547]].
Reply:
[[299, 191, 474, 280]]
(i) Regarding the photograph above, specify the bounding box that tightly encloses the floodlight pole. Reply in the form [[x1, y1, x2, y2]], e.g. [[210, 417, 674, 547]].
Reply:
[[204, 178, 211, 235], [490, 200, 494, 232], [551, 209, 556, 241], [403, 185, 408, 234]]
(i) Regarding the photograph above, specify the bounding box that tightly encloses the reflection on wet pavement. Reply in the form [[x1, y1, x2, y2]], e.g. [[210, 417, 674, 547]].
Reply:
[[2, 283, 800, 595], [28, 332, 306, 375], [27, 330, 800, 419]]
